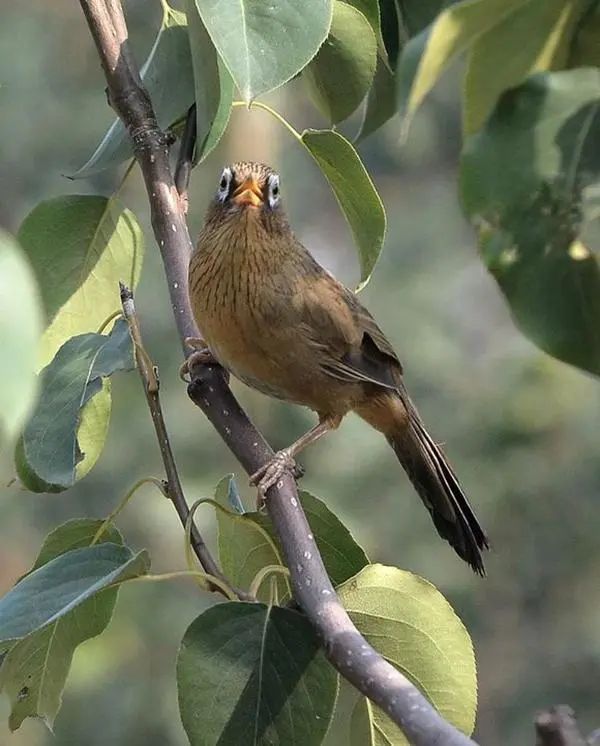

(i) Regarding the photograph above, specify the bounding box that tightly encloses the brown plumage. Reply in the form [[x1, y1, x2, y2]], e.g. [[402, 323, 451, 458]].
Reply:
[[188, 161, 489, 573]]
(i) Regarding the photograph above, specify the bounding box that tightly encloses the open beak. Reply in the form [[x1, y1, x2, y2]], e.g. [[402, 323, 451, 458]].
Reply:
[[232, 176, 263, 208]]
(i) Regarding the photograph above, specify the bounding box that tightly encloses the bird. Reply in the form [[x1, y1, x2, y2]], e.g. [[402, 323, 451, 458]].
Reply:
[[187, 161, 489, 573]]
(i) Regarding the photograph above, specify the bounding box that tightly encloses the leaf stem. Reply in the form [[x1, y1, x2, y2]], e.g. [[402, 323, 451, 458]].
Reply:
[[126, 570, 239, 600], [91, 477, 166, 545], [232, 100, 303, 143], [249, 564, 290, 600], [96, 309, 123, 334]]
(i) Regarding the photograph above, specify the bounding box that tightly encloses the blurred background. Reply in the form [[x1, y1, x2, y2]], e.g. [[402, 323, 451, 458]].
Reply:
[[1, 1, 599, 744]]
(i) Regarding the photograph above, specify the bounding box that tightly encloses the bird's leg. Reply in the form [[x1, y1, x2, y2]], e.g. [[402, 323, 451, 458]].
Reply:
[[250, 415, 342, 507], [179, 337, 219, 381]]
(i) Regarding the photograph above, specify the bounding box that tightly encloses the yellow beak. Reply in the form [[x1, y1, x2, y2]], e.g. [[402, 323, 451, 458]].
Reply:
[[232, 176, 263, 207]]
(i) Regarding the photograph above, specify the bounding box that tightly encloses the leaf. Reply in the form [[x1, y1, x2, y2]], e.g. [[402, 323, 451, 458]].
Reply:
[[177, 603, 338, 745], [569, 3, 600, 67], [184, 0, 234, 162], [194, 0, 333, 101], [380, 0, 402, 69], [0, 542, 149, 646], [356, 55, 397, 141], [255, 491, 370, 588], [0, 232, 42, 445], [346, 0, 381, 38], [17, 319, 135, 491], [460, 69, 600, 376], [463, 0, 588, 134], [18, 195, 143, 368], [305, 1, 377, 124], [398, 0, 530, 125], [0, 520, 123, 730], [301, 129, 386, 288], [73, 6, 195, 177], [397, 0, 446, 37], [16, 195, 142, 480], [339, 564, 477, 744], [350, 696, 376, 745], [215, 476, 290, 603]]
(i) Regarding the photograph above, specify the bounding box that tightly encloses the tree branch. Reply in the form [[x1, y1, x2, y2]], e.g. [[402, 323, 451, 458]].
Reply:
[[535, 706, 588, 746], [119, 283, 249, 600], [78, 1, 477, 742]]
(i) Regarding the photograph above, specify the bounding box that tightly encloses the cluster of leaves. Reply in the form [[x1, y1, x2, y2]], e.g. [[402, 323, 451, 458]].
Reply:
[[398, 0, 600, 376], [0, 3, 480, 741], [3, 0, 600, 742], [0, 477, 477, 744], [75, 0, 600, 375]]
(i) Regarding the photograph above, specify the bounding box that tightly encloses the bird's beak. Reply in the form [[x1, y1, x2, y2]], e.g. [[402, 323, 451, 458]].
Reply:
[[232, 176, 263, 208]]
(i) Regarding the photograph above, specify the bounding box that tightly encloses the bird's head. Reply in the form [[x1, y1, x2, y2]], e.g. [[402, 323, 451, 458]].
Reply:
[[204, 161, 288, 234]]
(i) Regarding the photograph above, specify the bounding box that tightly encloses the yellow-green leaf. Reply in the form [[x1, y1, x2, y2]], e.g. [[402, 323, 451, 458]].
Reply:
[[0, 232, 42, 446], [399, 0, 529, 125], [340, 564, 477, 744], [214, 476, 290, 603], [463, 0, 588, 133]]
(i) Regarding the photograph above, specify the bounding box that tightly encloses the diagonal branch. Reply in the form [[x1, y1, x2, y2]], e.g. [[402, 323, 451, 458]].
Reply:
[[78, 2, 477, 743]]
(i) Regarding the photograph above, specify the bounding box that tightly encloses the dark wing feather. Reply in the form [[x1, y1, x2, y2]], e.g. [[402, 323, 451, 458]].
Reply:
[[297, 270, 402, 390]]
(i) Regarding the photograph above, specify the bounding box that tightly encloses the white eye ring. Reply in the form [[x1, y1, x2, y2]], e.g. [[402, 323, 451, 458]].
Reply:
[[217, 167, 232, 202], [267, 173, 280, 208]]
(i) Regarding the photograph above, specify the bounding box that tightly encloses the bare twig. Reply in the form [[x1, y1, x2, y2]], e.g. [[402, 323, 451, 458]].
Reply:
[[535, 706, 588, 746], [119, 283, 247, 599], [78, 2, 477, 742]]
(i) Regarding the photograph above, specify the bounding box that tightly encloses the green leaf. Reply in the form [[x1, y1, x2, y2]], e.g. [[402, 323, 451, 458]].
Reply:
[[31, 518, 121, 571], [350, 696, 376, 745], [215, 476, 290, 603], [339, 564, 477, 744], [397, 0, 446, 37], [73, 6, 194, 177], [346, 0, 381, 38], [569, 4, 600, 67], [356, 55, 397, 141], [0, 232, 42, 446], [380, 0, 402, 68], [16, 195, 143, 479], [463, 0, 587, 134], [302, 129, 386, 288], [398, 0, 530, 126], [305, 1, 377, 124], [255, 491, 370, 588], [194, 0, 333, 101], [177, 603, 338, 745], [18, 195, 143, 368], [17, 319, 135, 491], [461, 69, 600, 376], [0, 520, 122, 730], [184, 0, 234, 162], [0, 542, 149, 646]]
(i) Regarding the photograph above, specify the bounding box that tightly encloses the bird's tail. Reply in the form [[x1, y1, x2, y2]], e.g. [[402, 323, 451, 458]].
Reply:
[[386, 403, 489, 574]]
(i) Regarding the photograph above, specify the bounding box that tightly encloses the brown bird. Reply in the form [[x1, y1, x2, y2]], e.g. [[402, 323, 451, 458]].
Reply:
[[187, 161, 489, 573]]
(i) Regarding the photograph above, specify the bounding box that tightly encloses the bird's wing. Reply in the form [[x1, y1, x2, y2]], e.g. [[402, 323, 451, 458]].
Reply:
[[296, 270, 403, 390]]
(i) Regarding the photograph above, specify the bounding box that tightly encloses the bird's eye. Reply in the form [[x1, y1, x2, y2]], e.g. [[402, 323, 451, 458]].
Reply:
[[217, 167, 232, 202], [267, 173, 280, 208]]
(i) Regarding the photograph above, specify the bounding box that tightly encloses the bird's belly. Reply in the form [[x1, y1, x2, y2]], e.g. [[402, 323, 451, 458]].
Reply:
[[200, 309, 356, 414]]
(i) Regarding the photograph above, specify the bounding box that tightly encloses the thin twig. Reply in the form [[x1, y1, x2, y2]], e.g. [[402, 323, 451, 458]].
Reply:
[[78, 2, 477, 742], [535, 706, 588, 746], [119, 283, 246, 600]]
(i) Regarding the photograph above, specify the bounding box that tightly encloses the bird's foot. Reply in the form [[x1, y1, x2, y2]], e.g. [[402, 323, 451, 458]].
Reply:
[[250, 449, 299, 509], [179, 338, 218, 381]]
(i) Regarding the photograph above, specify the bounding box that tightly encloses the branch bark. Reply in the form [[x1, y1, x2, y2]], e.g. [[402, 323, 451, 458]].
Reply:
[[535, 706, 589, 746], [78, 2, 477, 743]]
